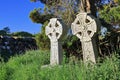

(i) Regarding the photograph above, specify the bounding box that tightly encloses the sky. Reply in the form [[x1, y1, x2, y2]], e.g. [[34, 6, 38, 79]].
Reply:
[[0, 0, 44, 34]]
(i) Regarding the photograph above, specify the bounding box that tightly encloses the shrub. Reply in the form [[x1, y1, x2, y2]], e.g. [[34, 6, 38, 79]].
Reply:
[[35, 21, 50, 50]]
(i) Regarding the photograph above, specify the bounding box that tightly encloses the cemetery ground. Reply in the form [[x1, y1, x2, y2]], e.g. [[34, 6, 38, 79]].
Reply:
[[0, 50, 120, 80]]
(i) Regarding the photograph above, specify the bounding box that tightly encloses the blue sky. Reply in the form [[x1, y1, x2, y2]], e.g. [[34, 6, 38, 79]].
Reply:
[[0, 0, 44, 34]]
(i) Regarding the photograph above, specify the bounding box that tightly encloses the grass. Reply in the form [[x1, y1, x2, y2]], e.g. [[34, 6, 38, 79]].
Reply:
[[0, 50, 120, 80]]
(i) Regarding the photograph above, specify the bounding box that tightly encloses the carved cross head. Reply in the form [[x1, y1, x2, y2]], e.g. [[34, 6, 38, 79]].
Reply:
[[71, 13, 97, 42], [46, 18, 63, 42]]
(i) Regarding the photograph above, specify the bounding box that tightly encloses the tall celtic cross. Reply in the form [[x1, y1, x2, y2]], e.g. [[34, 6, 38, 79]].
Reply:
[[46, 18, 66, 65], [71, 13, 98, 63]]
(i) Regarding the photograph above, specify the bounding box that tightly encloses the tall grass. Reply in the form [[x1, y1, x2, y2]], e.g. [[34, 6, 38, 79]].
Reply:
[[0, 50, 120, 80]]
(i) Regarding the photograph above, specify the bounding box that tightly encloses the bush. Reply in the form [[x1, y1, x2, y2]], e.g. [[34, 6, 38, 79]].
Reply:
[[63, 35, 82, 59], [35, 21, 50, 50]]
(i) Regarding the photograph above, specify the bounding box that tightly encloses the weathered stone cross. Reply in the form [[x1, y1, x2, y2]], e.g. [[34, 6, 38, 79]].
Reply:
[[46, 18, 66, 65], [71, 13, 98, 63]]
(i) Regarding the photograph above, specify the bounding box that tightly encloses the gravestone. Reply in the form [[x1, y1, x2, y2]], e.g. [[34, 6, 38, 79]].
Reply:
[[46, 18, 67, 65], [71, 13, 98, 63]]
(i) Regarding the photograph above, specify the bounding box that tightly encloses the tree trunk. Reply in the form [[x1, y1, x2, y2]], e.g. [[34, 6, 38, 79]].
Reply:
[[80, 0, 97, 17], [89, 0, 97, 17]]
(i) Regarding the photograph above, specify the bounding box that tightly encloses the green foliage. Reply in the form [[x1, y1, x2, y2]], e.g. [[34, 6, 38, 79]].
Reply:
[[99, 4, 120, 25], [39, 55, 120, 80], [30, 0, 79, 26], [30, 0, 60, 6], [3, 27, 10, 34], [35, 21, 50, 50], [63, 35, 82, 59], [0, 27, 10, 36], [29, 9, 53, 24], [0, 50, 120, 80], [0, 50, 50, 80], [114, 0, 120, 4], [0, 30, 7, 36], [11, 31, 33, 37]]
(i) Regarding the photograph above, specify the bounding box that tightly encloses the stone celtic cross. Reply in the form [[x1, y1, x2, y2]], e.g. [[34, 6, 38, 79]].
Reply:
[[71, 13, 98, 63], [46, 18, 67, 65]]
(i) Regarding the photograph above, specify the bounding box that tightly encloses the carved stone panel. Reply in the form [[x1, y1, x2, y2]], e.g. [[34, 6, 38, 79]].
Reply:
[[72, 13, 97, 42], [46, 18, 62, 42], [71, 13, 98, 63], [46, 18, 67, 65]]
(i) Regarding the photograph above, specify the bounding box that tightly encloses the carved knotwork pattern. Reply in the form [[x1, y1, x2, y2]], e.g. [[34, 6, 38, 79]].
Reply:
[[71, 13, 97, 42], [46, 18, 62, 42]]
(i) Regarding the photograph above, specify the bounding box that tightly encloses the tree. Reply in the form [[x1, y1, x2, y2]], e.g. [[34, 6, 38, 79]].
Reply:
[[99, 0, 120, 25], [0, 30, 7, 36], [12, 31, 33, 37], [30, 0, 120, 57], [35, 21, 50, 50], [30, 0, 114, 27], [3, 27, 10, 34], [98, 0, 120, 56], [29, 8, 54, 24], [0, 27, 10, 36], [30, 0, 80, 26]]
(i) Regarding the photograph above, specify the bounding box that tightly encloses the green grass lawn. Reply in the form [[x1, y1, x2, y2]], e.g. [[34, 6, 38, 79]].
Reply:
[[0, 50, 120, 80]]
